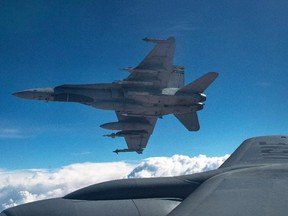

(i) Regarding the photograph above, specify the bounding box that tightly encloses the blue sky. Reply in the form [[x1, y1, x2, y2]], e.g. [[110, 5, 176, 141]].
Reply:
[[1, 0, 288, 169]]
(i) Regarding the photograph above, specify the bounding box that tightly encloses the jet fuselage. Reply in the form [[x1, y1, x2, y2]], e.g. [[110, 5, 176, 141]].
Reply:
[[13, 83, 205, 116]]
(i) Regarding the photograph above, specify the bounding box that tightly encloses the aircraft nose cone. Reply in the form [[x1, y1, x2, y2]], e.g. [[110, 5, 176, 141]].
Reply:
[[12, 90, 34, 100], [12, 91, 22, 98]]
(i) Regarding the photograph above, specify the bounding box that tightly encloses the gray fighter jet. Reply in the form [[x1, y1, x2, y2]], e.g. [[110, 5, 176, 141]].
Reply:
[[13, 37, 218, 154], [2, 135, 288, 216]]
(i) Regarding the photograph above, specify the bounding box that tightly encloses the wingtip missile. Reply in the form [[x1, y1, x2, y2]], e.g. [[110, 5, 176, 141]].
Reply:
[[142, 37, 151, 42], [113, 148, 143, 154], [142, 37, 175, 43], [119, 67, 134, 73], [103, 133, 116, 138]]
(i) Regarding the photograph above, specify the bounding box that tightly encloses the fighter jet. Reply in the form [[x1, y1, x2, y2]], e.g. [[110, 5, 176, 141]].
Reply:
[[2, 135, 288, 216], [13, 37, 218, 154]]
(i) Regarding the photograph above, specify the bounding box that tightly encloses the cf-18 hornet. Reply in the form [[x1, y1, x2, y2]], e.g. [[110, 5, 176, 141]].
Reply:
[[13, 37, 218, 154]]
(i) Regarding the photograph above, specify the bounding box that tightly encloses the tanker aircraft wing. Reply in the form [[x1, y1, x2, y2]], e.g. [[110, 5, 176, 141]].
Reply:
[[167, 135, 288, 216], [111, 112, 157, 154], [3, 136, 288, 216]]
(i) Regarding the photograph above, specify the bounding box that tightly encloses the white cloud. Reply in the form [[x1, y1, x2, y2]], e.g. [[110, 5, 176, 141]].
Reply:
[[128, 154, 230, 178], [0, 162, 135, 210], [0, 154, 229, 211]]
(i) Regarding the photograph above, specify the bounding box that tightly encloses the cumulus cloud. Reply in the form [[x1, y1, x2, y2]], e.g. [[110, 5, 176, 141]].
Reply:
[[128, 154, 230, 178], [0, 162, 135, 209], [0, 154, 229, 211]]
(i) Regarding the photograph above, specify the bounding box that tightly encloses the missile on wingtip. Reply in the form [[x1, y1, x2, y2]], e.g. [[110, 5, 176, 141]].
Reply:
[[113, 148, 143, 154], [119, 67, 134, 73], [119, 67, 159, 74], [142, 37, 175, 43]]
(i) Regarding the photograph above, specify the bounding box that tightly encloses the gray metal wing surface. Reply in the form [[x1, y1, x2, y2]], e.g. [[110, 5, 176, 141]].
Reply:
[[114, 112, 158, 154], [102, 37, 176, 154], [125, 37, 176, 88], [220, 135, 288, 168]]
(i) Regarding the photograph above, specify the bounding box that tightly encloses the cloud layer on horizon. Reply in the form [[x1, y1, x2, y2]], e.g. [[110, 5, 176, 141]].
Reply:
[[0, 154, 229, 211]]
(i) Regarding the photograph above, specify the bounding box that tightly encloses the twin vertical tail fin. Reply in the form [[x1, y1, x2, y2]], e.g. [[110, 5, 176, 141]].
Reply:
[[174, 72, 218, 131], [167, 65, 185, 88]]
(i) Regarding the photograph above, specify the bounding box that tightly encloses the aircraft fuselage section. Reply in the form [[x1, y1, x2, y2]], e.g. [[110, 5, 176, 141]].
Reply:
[[13, 84, 205, 116]]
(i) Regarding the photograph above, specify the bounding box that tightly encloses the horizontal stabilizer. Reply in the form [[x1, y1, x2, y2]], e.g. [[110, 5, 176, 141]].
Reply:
[[176, 72, 218, 94], [174, 112, 200, 131]]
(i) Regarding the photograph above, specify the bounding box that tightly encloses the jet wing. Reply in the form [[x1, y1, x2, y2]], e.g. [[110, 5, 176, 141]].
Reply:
[[125, 37, 176, 88], [113, 112, 158, 154]]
